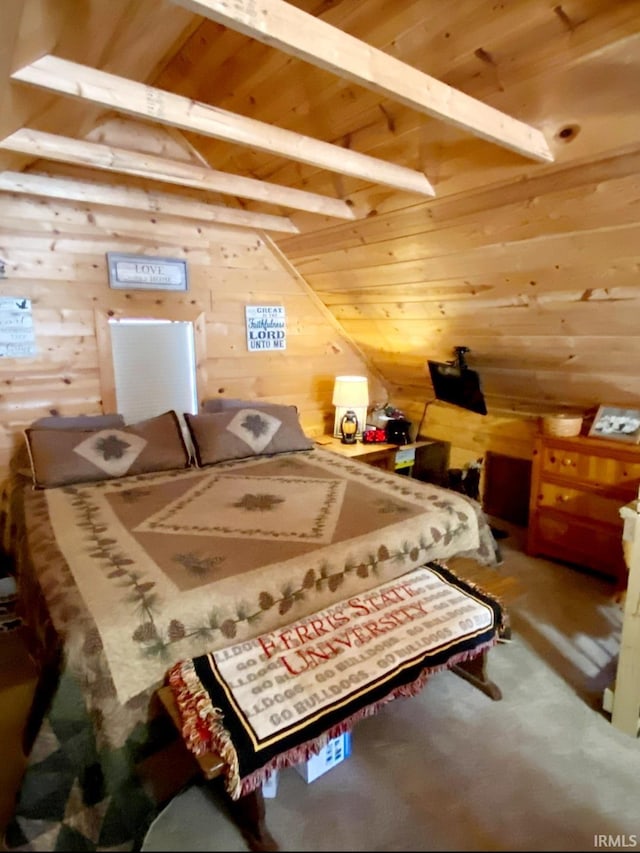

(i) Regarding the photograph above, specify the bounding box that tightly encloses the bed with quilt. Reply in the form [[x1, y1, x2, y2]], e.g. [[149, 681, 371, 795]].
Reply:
[[0, 402, 503, 852]]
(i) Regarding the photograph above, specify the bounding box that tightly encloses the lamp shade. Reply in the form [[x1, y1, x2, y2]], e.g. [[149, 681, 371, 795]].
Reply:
[[332, 375, 369, 439], [332, 376, 369, 407]]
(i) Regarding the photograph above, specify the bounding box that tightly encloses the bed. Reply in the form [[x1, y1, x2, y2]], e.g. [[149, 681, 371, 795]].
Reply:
[[1, 403, 502, 852]]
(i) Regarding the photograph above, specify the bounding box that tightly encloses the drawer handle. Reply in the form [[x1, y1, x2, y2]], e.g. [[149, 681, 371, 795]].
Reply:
[[556, 494, 571, 503], [561, 458, 575, 467]]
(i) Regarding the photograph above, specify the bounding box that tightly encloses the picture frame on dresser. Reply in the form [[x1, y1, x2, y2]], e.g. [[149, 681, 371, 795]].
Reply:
[[588, 405, 640, 444]]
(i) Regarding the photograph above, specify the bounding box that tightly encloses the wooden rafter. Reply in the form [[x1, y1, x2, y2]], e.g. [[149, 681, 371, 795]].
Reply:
[[11, 55, 436, 196], [169, 0, 554, 164], [0, 170, 299, 234], [0, 129, 355, 220]]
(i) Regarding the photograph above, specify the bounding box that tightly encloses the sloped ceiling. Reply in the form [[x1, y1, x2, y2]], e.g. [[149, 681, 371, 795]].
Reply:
[[1, 0, 639, 416]]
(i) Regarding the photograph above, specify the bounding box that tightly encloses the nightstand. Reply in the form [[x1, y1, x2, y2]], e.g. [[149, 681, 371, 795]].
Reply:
[[315, 435, 434, 476]]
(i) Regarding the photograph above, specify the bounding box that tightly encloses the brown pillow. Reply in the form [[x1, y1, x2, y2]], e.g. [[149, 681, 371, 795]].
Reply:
[[31, 413, 125, 430], [11, 413, 127, 477], [202, 398, 297, 413], [25, 410, 191, 488], [185, 405, 313, 466]]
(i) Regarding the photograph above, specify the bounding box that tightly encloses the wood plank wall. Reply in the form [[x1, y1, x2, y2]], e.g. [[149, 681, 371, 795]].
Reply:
[[3, 0, 638, 488], [0, 193, 386, 480], [152, 0, 637, 474]]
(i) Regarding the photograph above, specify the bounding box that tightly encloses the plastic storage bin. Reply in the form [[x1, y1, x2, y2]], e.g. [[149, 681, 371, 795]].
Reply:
[[294, 733, 352, 783]]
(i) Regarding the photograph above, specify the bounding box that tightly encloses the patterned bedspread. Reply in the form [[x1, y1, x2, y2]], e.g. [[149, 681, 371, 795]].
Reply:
[[2, 447, 500, 851]]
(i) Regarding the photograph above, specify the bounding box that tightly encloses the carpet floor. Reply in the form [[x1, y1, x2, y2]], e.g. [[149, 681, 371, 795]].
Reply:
[[142, 524, 639, 852]]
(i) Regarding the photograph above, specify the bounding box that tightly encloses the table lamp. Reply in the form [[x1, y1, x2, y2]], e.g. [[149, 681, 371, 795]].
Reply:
[[332, 375, 369, 441]]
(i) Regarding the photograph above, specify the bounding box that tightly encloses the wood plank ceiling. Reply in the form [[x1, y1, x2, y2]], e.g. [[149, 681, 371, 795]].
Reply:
[[1, 0, 639, 417]]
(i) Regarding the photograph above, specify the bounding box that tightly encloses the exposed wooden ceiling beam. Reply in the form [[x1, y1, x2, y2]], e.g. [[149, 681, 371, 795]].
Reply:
[[169, 0, 553, 164], [11, 55, 436, 196], [0, 128, 356, 220], [0, 170, 299, 234]]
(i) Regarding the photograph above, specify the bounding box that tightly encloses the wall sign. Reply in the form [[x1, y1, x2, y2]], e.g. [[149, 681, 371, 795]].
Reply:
[[245, 305, 286, 351], [0, 297, 36, 358], [107, 252, 188, 291]]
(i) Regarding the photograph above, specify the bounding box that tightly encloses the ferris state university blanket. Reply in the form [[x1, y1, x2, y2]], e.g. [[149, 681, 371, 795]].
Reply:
[[166, 562, 505, 799]]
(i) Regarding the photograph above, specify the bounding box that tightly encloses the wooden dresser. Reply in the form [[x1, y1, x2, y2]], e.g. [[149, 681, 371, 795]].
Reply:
[[527, 432, 640, 584]]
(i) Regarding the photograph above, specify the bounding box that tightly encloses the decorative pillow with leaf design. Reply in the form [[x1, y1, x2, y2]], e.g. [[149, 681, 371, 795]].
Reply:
[[185, 405, 313, 466], [12, 413, 126, 477], [25, 410, 191, 488]]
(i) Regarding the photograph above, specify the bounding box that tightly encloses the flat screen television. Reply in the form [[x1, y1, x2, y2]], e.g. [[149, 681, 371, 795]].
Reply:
[[427, 356, 487, 416]]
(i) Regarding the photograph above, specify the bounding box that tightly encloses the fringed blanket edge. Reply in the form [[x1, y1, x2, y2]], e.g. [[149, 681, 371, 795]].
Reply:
[[167, 636, 497, 800]]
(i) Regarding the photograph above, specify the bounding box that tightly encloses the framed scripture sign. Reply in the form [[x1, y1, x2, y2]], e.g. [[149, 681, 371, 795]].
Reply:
[[0, 297, 37, 358], [107, 253, 188, 291], [245, 305, 286, 351]]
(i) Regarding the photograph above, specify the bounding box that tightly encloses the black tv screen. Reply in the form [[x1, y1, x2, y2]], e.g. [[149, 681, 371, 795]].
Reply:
[[427, 360, 487, 416]]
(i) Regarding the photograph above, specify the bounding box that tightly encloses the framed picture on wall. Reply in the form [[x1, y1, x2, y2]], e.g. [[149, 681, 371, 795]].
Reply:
[[107, 253, 188, 291], [588, 405, 640, 444]]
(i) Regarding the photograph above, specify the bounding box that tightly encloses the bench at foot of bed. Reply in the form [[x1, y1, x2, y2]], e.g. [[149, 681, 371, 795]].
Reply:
[[152, 564, 506, 852], [154, 643, 502, 853]]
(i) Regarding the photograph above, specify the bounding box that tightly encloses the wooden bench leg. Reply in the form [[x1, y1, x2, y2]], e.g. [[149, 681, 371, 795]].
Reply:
[[156, 686, 279, 852], [451, 649, 502, 701], [221, 784, 279, 852]]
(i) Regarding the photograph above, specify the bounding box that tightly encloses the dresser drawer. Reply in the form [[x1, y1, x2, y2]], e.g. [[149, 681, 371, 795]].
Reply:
[[534, 481, 629, 527], [530, 511, 626, 580], [540, 445, 640, 491]]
